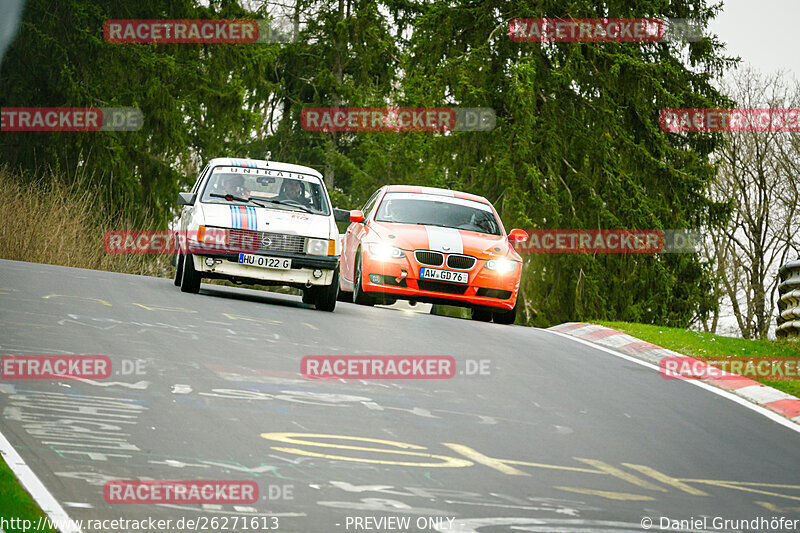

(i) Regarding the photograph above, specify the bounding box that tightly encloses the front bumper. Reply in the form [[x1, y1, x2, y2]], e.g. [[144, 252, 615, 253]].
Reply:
[[360, 250, 520, 310], [193, 251, 338, 286]]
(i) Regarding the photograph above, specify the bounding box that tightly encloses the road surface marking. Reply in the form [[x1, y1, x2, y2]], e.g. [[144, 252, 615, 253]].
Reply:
[[261, 432, 472, 468], [574, 458, 667, 492], [222, 313, 282, 325], [441, 443, 529, 476], [555, 487, 655, 501], [547, 329, 800, 435], [132, 303, 198, 313], [42, 294, 111, 306], [623, 463, 709, 496], [0, 428, 82, 532]]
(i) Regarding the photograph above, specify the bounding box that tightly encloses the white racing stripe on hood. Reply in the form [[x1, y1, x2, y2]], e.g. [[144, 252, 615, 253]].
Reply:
[[425, 226, 463, 254]]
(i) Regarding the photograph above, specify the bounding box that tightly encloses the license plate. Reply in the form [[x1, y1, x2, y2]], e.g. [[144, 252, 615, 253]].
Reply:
[[420, 267, 469, 284], [238, 254, 292, 270]]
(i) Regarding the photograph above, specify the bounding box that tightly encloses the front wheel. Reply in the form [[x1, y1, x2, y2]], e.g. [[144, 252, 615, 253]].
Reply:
[[314, 270, 339, 311], [352, 251, 375, 306], [493, 301, 518, 325], [180, 253, 202, 293], [471, 307, 493, 322], [173, 252, 184, 286]]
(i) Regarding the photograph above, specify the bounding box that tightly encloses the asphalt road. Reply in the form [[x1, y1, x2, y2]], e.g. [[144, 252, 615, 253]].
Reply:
[[1, 259, 799, 533]]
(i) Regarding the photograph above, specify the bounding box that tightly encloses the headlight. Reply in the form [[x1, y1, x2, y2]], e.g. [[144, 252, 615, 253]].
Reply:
[[485, 258, 517, 273], [368, 242, 405, 259], [196, 226, 228, 245], [306, 238, 333, 255]]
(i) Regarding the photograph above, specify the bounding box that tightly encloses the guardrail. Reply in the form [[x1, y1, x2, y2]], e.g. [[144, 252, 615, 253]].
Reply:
[[777, 260, 800, 339]]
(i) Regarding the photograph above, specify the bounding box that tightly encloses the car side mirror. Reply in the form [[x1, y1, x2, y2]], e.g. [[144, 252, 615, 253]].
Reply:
[[508, 229, 528, 243], [350, 210, 366, 223], [178, 192, 197, 206], [334, 208, 351, 222]]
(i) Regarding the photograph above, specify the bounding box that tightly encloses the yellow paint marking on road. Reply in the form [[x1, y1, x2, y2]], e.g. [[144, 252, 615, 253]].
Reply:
[[555, 487, 655, 501], [441, 443, 530, 476], [222, 313, 282, 325], [42, 294, 111, 306], [755, 501, 800, 513], [303, 323, 318, 330], [133, 303, 198, 313], [261, 433, 472, 468], [0, 287, 19, 294], [622, 463, 709, 496], [574, 458, 667, 492], [689, 481, 800, 502], [0, 321, 54, 328], [683, 480, 800, 489], [269, 446, 472, 468]]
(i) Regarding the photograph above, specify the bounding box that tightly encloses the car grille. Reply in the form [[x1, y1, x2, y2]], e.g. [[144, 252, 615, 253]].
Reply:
[[414, 250, 444, 266], [229, 229, 306, 254], [417, 280, 469, 295], [446, 254, 476, 270]]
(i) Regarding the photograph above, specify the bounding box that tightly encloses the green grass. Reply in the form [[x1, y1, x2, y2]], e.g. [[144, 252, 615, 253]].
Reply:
[[0, 455, 58, 533], [596, 321, 800, 399]]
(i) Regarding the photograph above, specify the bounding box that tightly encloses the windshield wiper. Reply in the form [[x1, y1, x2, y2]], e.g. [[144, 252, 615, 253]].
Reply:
[[210, 193, 320, 215], [257, 198, 317, 215], [210, 193, 251, 203]]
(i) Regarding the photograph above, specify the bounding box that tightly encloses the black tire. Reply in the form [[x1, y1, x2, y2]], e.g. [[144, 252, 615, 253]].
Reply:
[[180, 253, 202, 293], [173, 252, 184, 286], [471, 307, 493, 322], [314, 270, 338, 311], [493, 301, 518, 325], [352, 250, 375, 306], [301, 289, 315, 304], [337, 288, 352, 302]]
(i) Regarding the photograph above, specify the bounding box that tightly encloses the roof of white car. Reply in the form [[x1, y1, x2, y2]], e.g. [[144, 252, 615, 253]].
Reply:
[[208, 158, 323, 179]]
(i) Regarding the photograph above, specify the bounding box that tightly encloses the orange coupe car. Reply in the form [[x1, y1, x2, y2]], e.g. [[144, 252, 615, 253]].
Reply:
[[339, 185, 527, 324]]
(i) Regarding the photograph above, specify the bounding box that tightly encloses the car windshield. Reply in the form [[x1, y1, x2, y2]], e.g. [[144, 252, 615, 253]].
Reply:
[[200, 167, 330, 215], [374, 193, 502, 235]]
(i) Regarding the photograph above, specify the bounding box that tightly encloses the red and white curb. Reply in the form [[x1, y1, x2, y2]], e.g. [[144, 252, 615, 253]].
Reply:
[[549, 322, 800, 426]]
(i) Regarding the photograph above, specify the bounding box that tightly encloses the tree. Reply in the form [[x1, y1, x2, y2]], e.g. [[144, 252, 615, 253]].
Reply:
[[703, 67, 800, 339]]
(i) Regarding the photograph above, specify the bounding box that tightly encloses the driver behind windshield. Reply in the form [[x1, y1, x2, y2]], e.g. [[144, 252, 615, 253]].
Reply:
[[388, 200, 415, 223], [215, 173, 250, 200], [278, 179, 311, 207]]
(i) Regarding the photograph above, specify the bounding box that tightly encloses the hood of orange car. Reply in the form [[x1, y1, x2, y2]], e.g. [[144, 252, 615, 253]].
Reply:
[[369, 221, 517, 260]]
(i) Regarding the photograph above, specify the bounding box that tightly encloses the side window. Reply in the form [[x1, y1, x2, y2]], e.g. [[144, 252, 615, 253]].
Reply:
[[361, 190, 381, 219], [191, 165, 210, 194]]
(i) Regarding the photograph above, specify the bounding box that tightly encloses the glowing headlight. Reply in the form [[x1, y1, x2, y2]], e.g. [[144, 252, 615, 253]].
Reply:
[[306, 238, 330, 255], [486, 258, 517, 273], [368, 242, 405, 260]]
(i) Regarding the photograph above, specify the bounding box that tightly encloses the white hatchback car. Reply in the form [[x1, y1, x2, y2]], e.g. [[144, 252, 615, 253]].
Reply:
[[174, 158, 341, 311]]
